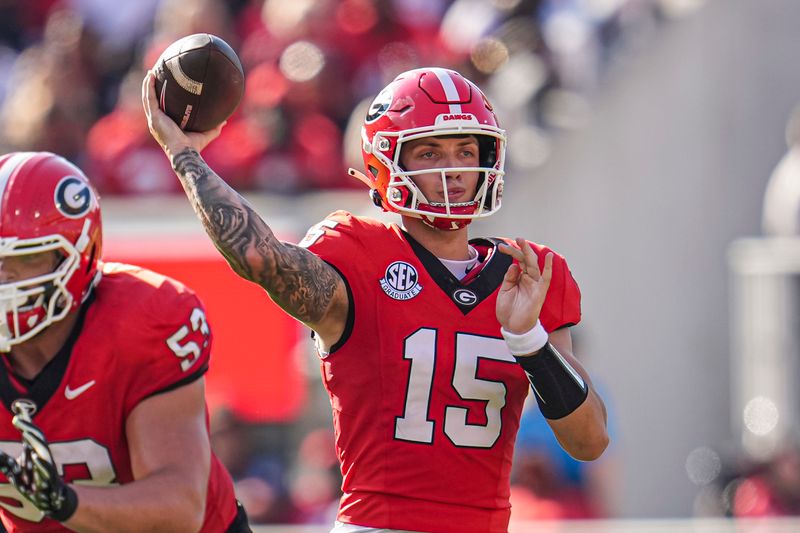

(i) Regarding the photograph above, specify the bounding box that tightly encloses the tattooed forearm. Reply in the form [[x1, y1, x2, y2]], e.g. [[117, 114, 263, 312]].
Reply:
[[171, 148, 341, 324], [267, 243, 341, 324], [172, 148, 260, 278]]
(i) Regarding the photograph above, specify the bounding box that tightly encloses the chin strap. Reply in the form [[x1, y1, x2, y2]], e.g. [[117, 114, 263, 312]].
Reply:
[[349, 168, 389, 211]]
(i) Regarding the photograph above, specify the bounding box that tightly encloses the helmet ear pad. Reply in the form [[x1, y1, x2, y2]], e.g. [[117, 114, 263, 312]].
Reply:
[[364, 152, 413, 211], [476, 135, 502, 210], [364, 154, 391, 209], [478, 135, 498, 168]]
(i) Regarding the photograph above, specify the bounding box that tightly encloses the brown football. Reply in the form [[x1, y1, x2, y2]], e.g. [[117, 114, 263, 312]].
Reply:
[[153, 33, 244, 132]]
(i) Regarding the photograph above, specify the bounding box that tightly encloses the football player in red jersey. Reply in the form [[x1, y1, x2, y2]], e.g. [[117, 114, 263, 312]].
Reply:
[[143, 67, 608, 533], [0, 152, 250, 532]]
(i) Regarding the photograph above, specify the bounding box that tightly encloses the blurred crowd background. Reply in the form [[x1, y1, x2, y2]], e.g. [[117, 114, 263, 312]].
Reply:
[[5, 0, 800, 528], [0, 0, 688, 196]]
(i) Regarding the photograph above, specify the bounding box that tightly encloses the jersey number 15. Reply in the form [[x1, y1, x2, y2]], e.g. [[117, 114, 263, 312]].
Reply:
[[395, 328, 515, 449]]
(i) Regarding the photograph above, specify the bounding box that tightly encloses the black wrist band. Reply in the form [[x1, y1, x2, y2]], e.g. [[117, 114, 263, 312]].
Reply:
[[48, 485, 78, 522], [515, 342, 589, 420]]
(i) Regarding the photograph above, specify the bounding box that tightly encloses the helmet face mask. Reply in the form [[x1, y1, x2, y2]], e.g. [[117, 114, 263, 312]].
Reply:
[[0, 238, 79, 351], [352, 68, 507, 230], [0, 152, 102, 352]]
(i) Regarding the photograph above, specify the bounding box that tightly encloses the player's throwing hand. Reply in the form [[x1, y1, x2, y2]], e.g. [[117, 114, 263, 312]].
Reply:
[[141, 71, 224, 160]]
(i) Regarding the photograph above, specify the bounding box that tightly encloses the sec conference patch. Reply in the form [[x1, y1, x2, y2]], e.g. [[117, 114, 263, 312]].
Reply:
[[380, 261, 422, 300]]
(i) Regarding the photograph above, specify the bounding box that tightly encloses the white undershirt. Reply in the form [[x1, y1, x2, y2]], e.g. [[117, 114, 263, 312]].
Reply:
[[438, 245, 479, 279]]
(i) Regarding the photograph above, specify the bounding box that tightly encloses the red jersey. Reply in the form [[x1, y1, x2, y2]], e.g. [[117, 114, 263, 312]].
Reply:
[[0, 262, 238, 532], [303, 212, 581, 533]]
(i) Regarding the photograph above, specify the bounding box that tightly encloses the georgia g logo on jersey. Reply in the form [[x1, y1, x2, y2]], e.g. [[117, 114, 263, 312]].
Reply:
[[452, 288, 478, 306], [380, 261, 422, 301], [54, 176, 94, 218]]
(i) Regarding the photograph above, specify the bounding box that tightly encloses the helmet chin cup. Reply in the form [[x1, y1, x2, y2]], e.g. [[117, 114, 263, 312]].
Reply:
[[417, 202, 477, 231], [420, 214, 472, 231]]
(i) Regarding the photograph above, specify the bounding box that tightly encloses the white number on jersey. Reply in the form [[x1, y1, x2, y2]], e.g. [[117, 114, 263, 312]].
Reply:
[[395, 328, 516, 448], [166, 307, 210, 371], [298, 219, 339, 248], [0, 439, 116, 521]]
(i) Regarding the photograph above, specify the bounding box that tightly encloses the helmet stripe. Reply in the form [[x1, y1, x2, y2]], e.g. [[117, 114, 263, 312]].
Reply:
[[430, 68, 463, 114], [0, 152, 36, 219]]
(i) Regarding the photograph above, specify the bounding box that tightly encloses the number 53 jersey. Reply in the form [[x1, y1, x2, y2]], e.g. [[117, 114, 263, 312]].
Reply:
[[0, 262, 237, 532], [303, 211, 582, 533]]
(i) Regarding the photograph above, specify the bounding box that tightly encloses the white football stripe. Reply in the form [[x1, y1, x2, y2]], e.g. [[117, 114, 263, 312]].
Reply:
[[0, 152, 36, 220], [431, 67, 462, 114], [166, 58, 203, 96]]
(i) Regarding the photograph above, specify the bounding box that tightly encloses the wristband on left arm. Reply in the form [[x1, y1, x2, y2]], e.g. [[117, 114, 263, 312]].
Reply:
[[515, 342, 589, 420], [44, 484, 78, 522]]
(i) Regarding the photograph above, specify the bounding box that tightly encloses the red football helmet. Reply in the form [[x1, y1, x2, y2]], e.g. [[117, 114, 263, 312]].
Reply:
[[349, 67, 507, 230], [0, 152, 102, 351]]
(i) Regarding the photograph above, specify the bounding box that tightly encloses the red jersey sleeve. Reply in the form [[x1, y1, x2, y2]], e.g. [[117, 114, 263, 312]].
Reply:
[[300, 210, 374, 267], [111, 267, 213, 418], [525, 240, 582, 332]]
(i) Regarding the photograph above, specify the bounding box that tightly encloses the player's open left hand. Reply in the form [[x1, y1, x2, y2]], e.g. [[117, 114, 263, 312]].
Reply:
[[0, 407, 78, 522], [496, 238, 553, 334], [141, 71, 224, 159]]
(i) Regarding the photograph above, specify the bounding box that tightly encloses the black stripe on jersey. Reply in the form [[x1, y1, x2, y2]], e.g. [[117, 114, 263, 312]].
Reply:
[[403, 232, 512, 315], [321, 262, 355, 355], [0, 293, 94, 416], [143, 361, 209, 400]]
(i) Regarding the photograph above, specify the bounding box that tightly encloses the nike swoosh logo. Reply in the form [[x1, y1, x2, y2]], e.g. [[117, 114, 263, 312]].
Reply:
[[64, 380, 96, 400]]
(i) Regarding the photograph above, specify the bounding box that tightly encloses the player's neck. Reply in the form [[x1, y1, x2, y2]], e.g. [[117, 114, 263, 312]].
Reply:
[[402, 216, 471, 260], [7, 312, 79, 380]]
